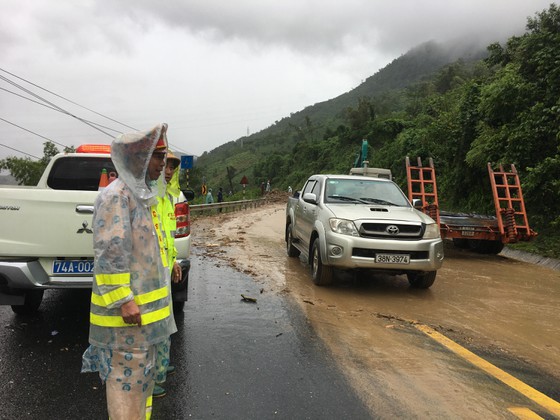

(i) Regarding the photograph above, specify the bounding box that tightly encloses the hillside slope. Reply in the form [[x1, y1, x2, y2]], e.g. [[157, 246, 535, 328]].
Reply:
[[192, 40, 487, 194]]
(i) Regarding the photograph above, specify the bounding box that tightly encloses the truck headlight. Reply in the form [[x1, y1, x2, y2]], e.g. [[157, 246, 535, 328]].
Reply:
[[423, 223, 440, 239], [329, 218, 359, 236]]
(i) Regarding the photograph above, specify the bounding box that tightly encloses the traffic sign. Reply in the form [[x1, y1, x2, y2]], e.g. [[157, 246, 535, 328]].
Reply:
[[181, 155, 194, 169]]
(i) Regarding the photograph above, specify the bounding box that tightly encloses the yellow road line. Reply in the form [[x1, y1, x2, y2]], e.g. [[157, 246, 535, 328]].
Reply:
[[508, 406, 544, 419], [415, 324, 560, 418]]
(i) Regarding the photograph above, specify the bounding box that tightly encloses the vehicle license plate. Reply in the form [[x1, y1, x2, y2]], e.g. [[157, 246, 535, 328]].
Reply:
[[52, 260, 94, 274], [461, 227, 475, 236], [375, 253, 410, 264]]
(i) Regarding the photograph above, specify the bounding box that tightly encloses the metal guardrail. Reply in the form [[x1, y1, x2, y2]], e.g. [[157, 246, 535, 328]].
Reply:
[[190, 198, 266, 215]]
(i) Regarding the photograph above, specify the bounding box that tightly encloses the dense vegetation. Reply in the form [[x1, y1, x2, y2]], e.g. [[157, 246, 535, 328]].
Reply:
[[190, 4, 560, 258]]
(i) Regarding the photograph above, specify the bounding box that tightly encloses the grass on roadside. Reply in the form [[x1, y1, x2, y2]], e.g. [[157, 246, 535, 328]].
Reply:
[[508, 224, 560, 260]]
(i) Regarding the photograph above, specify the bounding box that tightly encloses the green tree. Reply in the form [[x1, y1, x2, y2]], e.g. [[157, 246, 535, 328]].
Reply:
[[226, 165, 236, 194], [468, 4, 560, 222], [346, 98, 375, 128], [0, 141, 64, 185]]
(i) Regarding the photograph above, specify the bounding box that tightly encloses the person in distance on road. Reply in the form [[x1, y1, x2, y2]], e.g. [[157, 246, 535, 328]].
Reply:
[[217, 187, 224, 212], [206, 188, 214, 204]]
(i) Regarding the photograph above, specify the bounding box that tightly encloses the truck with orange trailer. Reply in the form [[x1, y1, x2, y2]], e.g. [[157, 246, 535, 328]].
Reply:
[[406, 157, 537, 254]]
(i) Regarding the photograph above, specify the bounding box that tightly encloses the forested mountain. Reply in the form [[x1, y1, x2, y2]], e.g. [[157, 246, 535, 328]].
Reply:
[[192, 40, 487, 195], [188, 4, 560, 257]]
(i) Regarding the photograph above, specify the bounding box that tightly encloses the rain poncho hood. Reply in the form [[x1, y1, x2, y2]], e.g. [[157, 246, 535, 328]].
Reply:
[[111, 123, 168, 206]]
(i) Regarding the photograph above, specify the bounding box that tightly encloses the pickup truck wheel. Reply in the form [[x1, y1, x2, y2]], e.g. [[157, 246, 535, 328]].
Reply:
[[407, 271, 436, 289], [11, 290, 44, 315], [286, 224, 300, 257], [311, 240, 333, 286]]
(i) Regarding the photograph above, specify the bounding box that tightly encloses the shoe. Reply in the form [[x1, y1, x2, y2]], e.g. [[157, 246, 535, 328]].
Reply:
[[153, 384, 166, 398], [166, 365, 176, 375]]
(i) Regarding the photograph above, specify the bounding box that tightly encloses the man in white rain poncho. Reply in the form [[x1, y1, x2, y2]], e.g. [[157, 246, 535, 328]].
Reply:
[[82, 123, 177, 420]]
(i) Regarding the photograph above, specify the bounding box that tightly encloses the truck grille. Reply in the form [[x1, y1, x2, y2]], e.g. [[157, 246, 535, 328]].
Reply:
[[352, 249, 429, 259], [358, 222, 423, 239]]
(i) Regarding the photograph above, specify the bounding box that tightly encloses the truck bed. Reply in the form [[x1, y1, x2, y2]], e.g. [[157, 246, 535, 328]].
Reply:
[[439, 210, 498, 228]]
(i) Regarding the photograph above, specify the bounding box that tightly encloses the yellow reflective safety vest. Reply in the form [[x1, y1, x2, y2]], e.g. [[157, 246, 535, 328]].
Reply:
[[157, 193, 178, 267], [88, 179, 176, 350]]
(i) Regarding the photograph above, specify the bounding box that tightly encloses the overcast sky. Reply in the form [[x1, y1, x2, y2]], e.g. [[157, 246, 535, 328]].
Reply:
[[0, 0, 553, 161]]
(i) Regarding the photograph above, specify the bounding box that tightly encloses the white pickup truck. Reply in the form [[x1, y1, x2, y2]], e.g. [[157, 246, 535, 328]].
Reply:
[[0, 145, 193, 314], [285, 174, 444, 288]]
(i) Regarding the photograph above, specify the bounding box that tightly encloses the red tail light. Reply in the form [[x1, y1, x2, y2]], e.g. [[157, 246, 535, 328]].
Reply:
[[175, 202, 190, 238]]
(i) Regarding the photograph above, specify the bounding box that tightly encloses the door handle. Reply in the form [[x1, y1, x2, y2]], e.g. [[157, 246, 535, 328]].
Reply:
[[76, 205, 94, 214]]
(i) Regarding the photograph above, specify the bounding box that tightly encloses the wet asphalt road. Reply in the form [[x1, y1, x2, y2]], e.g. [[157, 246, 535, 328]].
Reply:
[[0, 254, 370, 420]]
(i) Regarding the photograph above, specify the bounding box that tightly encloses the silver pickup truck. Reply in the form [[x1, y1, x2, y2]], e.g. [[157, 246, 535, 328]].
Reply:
[[285, 174, 444, 288]]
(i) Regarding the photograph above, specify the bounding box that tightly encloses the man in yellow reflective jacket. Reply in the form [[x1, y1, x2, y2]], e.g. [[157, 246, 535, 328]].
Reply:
[[82, 123, 176, 420], [152, 150, 182, 398], [160, 150, 182, 284]]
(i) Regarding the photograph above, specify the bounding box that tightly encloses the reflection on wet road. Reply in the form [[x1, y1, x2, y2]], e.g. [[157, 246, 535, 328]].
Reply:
[[155, 254, 370, 419]]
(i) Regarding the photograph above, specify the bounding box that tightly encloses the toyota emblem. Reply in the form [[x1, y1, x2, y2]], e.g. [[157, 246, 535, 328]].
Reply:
[[386, 225, 399, 235]]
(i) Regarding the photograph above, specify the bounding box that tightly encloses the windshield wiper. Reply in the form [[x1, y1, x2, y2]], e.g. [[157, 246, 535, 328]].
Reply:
[[360, 197, 399, 206], [328, 195, 368, 204]]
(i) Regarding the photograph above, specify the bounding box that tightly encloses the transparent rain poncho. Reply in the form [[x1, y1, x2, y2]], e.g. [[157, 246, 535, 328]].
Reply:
[[82, 123, 179, 419], [84, 123, 177, 353]]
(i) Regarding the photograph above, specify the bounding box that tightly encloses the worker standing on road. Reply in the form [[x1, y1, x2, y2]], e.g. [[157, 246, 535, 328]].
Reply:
[[217, 187, 224, 212], [152, 150, 183, 398], [81, 123, 176, 420], [206, 188, 214, 204]]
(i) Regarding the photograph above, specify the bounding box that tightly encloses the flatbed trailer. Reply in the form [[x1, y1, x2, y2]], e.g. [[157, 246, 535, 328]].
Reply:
[[405, 157, 537, 254]]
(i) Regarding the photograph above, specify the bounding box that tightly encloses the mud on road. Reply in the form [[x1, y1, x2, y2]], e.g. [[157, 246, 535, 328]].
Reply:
[[192, 200, 560, 418]]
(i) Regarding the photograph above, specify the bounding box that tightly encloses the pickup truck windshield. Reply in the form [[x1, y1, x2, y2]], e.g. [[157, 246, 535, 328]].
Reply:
[[325, 178, 410, 207], [47, 156, 117, 191]]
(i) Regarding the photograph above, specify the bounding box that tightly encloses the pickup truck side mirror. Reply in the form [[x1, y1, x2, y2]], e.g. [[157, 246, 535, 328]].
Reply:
[[302, 192, 317, 205], [412, 198, 423, 209], [182, 189, 196, 202]]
